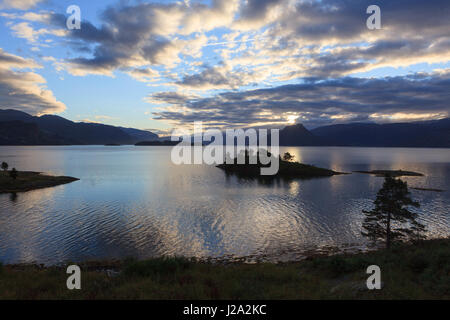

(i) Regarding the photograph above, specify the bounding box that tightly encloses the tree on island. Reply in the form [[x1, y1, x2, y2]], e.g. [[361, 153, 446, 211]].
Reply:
[[1, 162, 8, 171], [282, 152, 295, 162], [362, 176, 425, 249], [9, 168, 18, 180]]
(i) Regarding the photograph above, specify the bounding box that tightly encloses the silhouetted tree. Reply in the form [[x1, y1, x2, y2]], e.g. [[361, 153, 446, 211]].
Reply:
[[9, 192, 18, 202], [362, 176, 425, 249], [282, 152, 295, 162], [9, 168, 18, 180], [1, 162, 8, 171]]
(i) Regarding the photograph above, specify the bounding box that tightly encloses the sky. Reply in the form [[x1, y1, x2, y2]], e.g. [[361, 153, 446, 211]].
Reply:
[[0, 0, 449, 133]]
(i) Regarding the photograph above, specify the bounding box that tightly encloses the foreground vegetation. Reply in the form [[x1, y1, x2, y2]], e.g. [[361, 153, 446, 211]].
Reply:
[[0, 239, 448, 299], [0, 170, 79, 193]]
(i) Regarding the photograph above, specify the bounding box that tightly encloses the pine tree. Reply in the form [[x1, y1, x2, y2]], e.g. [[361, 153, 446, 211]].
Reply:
[[9, 168, 18, 180], [282, 152, 295, 162], [362, 176, 425, 249]]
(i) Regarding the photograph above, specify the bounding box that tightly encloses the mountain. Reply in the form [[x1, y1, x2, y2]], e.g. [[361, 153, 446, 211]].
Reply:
[[135, 140, 179, 146], [0, 109, 158, 145], [118, 127, 158, 142], [1, 109, 448, 147], [0, 121, 66, 145], [177, 124, 324, 146], [279, 123, 325, 146], [311, 119, 450, 147]]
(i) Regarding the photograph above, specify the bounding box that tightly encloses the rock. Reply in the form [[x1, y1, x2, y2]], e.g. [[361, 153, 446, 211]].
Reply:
[[106, 269, 120, 277]]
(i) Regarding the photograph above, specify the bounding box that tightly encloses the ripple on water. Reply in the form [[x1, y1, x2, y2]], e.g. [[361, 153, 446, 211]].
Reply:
[[0, 146, 448, 264]]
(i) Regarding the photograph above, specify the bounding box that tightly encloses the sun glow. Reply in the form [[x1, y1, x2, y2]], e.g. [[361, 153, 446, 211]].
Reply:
[[286, 115, 299, 124]]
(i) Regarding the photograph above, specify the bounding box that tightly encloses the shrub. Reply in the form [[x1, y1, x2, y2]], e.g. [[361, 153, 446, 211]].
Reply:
[[9, 168, 18, 180], [327, 256, 351, 276], [408, 254, 429, 273], [123, 257, 191, 277]]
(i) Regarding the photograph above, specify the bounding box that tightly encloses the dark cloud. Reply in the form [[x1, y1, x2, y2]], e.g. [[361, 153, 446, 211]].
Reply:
[[0, 49, 66, 115], [42, 1, 238, 75], [43, 4, 182, 74], [21, 0, 449, 83], [278, 0, 450, 42], [148, 91, 198, 105], [238, 0, 283, 21], [3, 0, 449, 125], [169, 0, 450, 88], [176, 64, 250, 89], [152, 71, 450, 128]]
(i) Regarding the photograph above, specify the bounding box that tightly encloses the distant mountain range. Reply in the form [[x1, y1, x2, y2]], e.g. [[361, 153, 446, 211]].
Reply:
[[279, 123, 324, 146], [309, 119, 450, 147], [0, 109, 449, 147], [275, 119, 450, 147], [0, 109, 158, 145]]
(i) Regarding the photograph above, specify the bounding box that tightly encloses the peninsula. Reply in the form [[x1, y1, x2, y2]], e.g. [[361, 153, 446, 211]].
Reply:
[[0, 170, 79, 193]]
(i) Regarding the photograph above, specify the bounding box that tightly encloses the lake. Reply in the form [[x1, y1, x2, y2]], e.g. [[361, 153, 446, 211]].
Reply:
[[0, 146, 448, 265]]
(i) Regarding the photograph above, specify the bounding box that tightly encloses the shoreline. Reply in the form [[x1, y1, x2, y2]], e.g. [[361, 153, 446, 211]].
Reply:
[[1, 238, 448, 299], [0, 171, 79, 193], [4, 241, 377, 268]]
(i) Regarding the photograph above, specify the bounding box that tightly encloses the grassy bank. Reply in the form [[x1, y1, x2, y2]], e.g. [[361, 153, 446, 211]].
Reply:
[[0, 239, 448, 299], [0, 171, 79, 193]]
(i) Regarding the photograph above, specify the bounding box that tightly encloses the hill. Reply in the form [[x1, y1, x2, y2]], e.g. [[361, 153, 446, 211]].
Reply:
[[310, 119, 450, 147], [0, 109, 158, 145], [279, 123, 326, 146], [1, 109, 448, 147]]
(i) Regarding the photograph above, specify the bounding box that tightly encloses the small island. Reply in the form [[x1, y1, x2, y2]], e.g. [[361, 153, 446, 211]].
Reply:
[[0, 170, 79, 193], [135, 140, 179, 146], [217, 151, 344, 178], [354, 169, 424, 177], [411, 187, 444, 192]]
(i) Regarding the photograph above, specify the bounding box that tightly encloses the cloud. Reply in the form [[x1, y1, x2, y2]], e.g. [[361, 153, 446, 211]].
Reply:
[[0, 11, 51, 22], [145, 91, 199, 105], [0, 0, 44, 10], [151, 70, 450, 128], [0, 48, 66, 115], [38, 1, 239, 77], [2, 0, 449, 126], [176, 0, 450, 90], [0, 47, 39, 68], [234, 0, 284, 29], [4, 0, 447, 92], [11, 21, 67, 43], [126, 67, 160, 83], [176, 64, 248, 90]]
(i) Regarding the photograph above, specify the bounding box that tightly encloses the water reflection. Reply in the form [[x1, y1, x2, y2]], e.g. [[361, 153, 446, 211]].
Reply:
[[9, 192, 17, 202], [222, 169, 334, 186], [0, 146, 448, 265]]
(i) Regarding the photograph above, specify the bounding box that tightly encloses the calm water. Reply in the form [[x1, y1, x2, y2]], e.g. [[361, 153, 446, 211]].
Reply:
[[0, 146, 448, 265]]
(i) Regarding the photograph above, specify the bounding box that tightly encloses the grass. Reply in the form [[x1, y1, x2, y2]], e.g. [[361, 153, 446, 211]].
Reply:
[[0, 239, 448, 300], [0, 170, 79, 193]]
